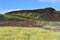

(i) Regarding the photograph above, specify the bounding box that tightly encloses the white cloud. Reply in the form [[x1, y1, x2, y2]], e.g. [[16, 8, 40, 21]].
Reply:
[[39, 0, 60, 3], [0, 9, 21, 14]]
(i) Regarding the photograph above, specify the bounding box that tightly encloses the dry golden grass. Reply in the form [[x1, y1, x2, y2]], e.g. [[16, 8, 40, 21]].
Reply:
[[0, 27, 60, 40]]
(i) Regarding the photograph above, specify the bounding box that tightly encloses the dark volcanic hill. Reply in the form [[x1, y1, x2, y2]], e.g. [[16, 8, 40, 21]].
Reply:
[[0, 7, 60, 30], [4, 7, 58, 21], [0, 7, 60, 27]]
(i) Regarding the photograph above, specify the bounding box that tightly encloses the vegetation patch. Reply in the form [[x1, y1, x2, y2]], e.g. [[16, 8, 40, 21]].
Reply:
[[0, 27, 60, 40]]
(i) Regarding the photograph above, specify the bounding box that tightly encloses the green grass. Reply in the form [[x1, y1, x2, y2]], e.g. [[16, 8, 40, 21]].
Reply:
[[0, 27, 60, 40]]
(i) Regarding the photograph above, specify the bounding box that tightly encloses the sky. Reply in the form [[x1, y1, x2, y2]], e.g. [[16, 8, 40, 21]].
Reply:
[[0, 0, 60, 14]]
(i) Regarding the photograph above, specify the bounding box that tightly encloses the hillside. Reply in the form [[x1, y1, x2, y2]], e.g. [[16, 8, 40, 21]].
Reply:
[[0, 7, 60, 29], [1, 7, 60, 21], [4, 7, 56, 21]]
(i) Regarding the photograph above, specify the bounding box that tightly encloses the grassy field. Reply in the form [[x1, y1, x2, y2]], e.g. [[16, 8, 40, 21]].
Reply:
[[0, 27, 60, 40]]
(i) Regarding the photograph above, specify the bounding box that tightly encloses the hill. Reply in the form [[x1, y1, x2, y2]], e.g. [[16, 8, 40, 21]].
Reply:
[[5, 7, 56, 21], [0, 7, 60, 28]]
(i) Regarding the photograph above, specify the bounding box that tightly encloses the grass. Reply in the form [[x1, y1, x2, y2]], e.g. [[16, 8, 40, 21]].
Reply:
[[0, 27, 60, 40]]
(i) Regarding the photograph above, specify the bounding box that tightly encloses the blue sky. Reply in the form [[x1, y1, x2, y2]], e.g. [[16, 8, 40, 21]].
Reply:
[[0, 0, 60, 13]]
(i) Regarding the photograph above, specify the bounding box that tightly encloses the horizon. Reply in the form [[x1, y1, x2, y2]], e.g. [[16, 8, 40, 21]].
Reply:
[[0, 0, 60, 14], [0, 7, 59, 14]]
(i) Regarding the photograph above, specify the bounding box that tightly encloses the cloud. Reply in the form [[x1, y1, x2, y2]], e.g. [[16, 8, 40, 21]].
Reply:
[[0, 9, 21, 14], [39, 0, 60, 3]]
